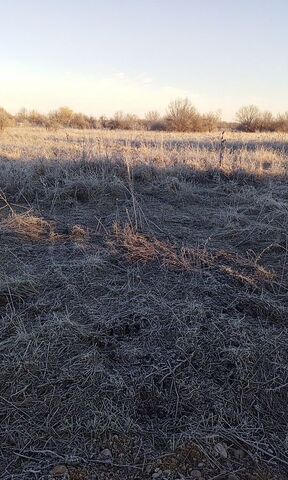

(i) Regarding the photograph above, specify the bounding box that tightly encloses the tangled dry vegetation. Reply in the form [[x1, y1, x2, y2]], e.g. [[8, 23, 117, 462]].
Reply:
[[0, 127, 288, 480]]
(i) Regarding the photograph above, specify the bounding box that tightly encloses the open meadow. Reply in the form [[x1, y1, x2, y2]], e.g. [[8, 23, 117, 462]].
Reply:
[[1, 127, 288, 479]]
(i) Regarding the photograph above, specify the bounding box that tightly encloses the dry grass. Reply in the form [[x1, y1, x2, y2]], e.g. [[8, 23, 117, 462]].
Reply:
[[1, 126, 288, 176], [112, 224, 274, 287], [0, 127, 288, 480], [0, 212, 58, 241]]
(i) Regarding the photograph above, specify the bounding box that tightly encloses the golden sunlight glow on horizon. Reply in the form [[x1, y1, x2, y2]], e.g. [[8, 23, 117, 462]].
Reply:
[[0, 66, 284, 121]]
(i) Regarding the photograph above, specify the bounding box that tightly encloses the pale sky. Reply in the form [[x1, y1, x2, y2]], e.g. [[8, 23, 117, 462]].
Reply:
[[1, 0, 287, 120]]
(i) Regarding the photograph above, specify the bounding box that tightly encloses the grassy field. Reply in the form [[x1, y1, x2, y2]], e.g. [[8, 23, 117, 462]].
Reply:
[[1, 127, 288, 479]]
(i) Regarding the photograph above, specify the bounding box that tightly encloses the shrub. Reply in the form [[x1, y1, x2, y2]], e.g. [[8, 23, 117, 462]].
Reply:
[[70, 113, 91, 129], [0, 107, 13, 131], [236, 106, 278, 132], [49, 107, 75, 128], [257, 111, 276, 132], [165, 98, 201, 132], [27, 110, 47, 127], [108, 112, 142, 130], [99, 116, 109, 129], [15, 108, 28, 124], [236, 105, 261, 132], [200, 111, 221, 132], [86, 116, 99, 129], [145, 111, 167, 131], [275, 112, 288, 132]]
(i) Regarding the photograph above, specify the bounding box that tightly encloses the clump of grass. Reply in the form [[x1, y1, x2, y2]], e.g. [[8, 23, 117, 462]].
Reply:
[[111, 224, 275, 287], [71, 224, 89, 242], [0, 212, 59, 241], [111, 223, 182, 265]]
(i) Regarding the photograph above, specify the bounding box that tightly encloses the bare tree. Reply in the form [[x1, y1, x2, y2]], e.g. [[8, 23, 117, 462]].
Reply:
[[145, 111, 166, 131], [165, 98, 201, 132], [110, 112, 141, 130], [200, 111, 221, 132], [27, 110, 47, 127], [257, 111, 275, 132], [276, 112, 288, 132], [49, 107, 75, 128], [236, 105, 261, 132]]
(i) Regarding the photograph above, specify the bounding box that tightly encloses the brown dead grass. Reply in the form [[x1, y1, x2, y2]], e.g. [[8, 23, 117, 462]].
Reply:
[[0, 212, 59, 241], [0, 213, 90, 245], [112, 224, 275, 288]]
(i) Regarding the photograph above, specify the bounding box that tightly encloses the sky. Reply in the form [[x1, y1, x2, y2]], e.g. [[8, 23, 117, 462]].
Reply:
[[0, 0, 287, 120]]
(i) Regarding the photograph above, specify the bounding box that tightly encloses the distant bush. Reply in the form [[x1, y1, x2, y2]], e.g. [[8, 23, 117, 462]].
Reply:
[[46, 108, 100, 130], [15, 108, 28, 124], [15, 108, 49, 127], [145, 111, 167, 131], [104, 112, 143, 130], [5, 102, 288, 133], [86, 115, 100, 129], [165, 98, 202, 132], [49, 107, 74, 128], [27, 110, 48, 127], [100, 111, 163, 130], [236, 105, 261, 132], [257, 111, 276, 132], [165, 98, 221, 132], [275, 112, 288, 132], [236, 105, 277, 132], [200, 111, 221, 132], [70, 113, 90, 129], [0, 107, 13, 131]]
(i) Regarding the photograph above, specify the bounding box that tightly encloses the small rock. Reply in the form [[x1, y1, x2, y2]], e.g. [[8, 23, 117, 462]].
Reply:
[[98, 448, 113, 464], [51, 465, 69, 478], [152, 470, 162, 479], [197, 462, 204, 467], [190, 469, 202, 479], [215, 442, 228, 459]]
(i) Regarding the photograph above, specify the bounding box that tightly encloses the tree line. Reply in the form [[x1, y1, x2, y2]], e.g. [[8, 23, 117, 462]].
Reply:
[[0, 99, 288, 133]]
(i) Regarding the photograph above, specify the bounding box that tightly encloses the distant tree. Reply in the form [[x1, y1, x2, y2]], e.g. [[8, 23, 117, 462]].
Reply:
[[145, 111, 160, 123], [98, 115, 109, 129], [86, 116, 99, 129], [15, 108, 28, 124], [0, 107, 13, 131], [165, 98, 201, 132], [145, 111, 166, 131], [257, 111, 276, 132], [27, 110, 47, 127], [70, 112, 90, 129], [236, 105, 261, 132], [275, 112, 288, 132], [109, 112, 142, 130], [50, 107, 75, 127], [200, 111, 221, 132]]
